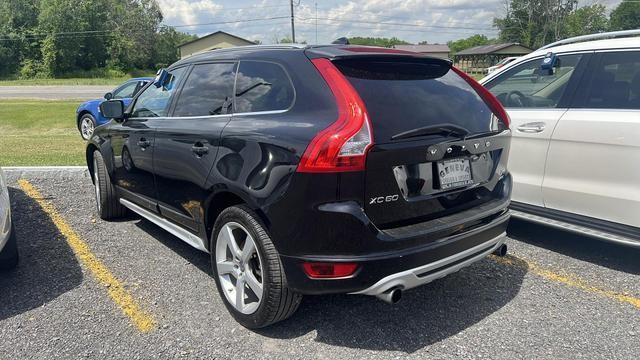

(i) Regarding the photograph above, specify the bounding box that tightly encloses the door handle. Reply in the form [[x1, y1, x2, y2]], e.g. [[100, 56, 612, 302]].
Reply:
[[516, 122, 546, 133], [137, 138, 151, 148], [191, 143, 209, 157]]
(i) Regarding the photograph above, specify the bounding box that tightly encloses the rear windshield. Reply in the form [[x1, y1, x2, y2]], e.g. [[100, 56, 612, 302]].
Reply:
[[334, 59, 495, 143]]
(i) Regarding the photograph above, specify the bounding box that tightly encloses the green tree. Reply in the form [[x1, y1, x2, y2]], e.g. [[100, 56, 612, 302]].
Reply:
[[564, 4, 608, 37], [447, 34, 493, 54], [610, 0, 640, 31], [494, 0, 578, 48], [348, 36, 410, 47], [0, 0, 40, 77], [153, 26, 196, 68]]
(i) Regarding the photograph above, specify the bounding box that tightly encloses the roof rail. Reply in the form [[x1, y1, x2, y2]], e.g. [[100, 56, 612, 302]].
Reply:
[[539, 29, 640, 50]]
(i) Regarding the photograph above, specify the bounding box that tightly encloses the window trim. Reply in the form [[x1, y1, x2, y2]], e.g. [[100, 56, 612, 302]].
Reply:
[[483, 51, 592, 110]]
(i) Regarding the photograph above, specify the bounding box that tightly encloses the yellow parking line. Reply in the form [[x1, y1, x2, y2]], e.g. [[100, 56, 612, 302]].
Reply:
[[18, 179, 156, 333], [491, 254, 640, 310]]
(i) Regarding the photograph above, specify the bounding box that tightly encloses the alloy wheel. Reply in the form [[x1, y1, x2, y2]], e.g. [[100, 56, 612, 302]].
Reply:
[[81, 117, 94, 140], [215, 222, 264, 314]]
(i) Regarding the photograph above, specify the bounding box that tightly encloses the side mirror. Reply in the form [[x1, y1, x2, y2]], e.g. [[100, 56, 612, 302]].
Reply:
[[104, 92, 113, 100], [100, 100, 125, 120]]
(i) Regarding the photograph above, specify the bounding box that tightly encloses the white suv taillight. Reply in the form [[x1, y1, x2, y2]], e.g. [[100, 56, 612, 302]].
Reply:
[[297, 58, 374, 173]]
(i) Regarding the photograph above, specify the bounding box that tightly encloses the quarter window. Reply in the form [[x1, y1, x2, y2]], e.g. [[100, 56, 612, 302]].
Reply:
[[234, 61, 294, 113], [173, 63, 237, 117], [581, 51, 640, 110], [485, 54, 582, 108], [130, 67, 186, 118]]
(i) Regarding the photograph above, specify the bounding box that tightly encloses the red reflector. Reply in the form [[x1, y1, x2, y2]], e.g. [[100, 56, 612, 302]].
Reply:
[[451, 67, 510, 128], [302, 262, 359, 279]]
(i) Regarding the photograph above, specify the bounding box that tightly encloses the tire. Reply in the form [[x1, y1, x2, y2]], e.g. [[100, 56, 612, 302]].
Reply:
[[211, 205, 302, 329], [93, 150, 127, 220], [79, 114, 97, 141], [0, 223, 18, 270]]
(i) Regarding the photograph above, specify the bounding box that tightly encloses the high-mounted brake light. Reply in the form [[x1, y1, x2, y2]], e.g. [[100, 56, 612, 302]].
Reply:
[[452, 67, 510, 128], [297, 58, 373, 173], [303, 262, 359, 279]]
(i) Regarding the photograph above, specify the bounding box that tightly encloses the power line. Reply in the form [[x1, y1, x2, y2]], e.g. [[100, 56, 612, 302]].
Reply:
[[166, 16, 291, 28], [297, 16, 498, 31]]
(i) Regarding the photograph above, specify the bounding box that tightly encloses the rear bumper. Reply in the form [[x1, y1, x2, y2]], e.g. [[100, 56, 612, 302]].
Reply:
[[280, 210, 510, 295]]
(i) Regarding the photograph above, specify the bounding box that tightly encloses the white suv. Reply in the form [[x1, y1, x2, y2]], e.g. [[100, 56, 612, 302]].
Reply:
[[480, 30, 640, 247], [0, 167, 18, 269]]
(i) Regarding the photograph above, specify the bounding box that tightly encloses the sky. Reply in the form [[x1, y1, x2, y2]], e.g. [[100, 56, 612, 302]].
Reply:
[[156, 0, 623, 45]]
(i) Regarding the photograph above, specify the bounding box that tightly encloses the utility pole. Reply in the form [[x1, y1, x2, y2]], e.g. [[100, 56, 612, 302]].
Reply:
[[290, 0, 296, 43], [315, 2, 318, 45]]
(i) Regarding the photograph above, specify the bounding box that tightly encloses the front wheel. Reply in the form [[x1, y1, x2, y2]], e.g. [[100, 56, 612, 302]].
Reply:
[[0, 223, 18, 270], [92, 151, 127, 220], [211, 205, 302, 328], [79, 114, 96, 141]]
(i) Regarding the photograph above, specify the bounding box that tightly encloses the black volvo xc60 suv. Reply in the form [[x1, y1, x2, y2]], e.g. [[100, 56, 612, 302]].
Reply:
[[89, 44, 512, 328]]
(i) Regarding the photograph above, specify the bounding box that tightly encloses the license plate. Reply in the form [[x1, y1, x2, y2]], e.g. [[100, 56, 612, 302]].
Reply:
[[437, 158, 473, 190]]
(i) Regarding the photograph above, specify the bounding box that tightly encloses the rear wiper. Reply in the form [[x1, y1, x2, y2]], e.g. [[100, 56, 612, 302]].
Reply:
[[391, 124, 470, 141]]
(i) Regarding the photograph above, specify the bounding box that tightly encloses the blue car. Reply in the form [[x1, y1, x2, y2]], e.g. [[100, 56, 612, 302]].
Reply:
[[76, 77, 152, 140]]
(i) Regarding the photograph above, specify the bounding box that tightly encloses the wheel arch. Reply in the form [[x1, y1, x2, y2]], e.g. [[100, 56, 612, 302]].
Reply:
[[77, 110, 93, 130], [86, 144, 99, 184], [203, 189, 270, 251]]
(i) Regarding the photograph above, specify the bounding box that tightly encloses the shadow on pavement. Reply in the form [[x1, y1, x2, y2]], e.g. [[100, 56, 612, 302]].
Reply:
[[0, 188, 83, 321], [135, 217, 527, 353], [508, 218, 640, 275]]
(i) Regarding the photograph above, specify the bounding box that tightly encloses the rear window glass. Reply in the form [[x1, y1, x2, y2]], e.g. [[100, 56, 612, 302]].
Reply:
[[582, 51, 640, 110], [335, 59, 494, 143], [234, 61, 294, 113], [173, 62, 237, 117]]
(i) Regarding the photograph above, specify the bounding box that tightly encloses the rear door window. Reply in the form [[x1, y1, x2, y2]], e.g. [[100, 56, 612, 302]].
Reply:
[[578, 51, 640, 110], [173, 62, 237, 117], [130, 67, 186, 118], [335, 59, 494, 143], [485, 54, 583, 108], [234, 61, 294, 113]]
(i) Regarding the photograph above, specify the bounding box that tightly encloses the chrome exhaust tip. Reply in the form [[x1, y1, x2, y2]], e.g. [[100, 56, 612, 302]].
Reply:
[[493, 243, 508, 257], [376, 287, 402, 304]]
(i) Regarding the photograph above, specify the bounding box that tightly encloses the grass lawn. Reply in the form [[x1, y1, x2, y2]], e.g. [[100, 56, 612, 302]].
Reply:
[[0, 77, 132, 86], [0, 100, 85, 166]]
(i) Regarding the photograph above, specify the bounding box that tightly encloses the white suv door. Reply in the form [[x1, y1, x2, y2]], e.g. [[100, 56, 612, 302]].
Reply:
[[542, 50, 640, 228], [483, 53, 588, 207]]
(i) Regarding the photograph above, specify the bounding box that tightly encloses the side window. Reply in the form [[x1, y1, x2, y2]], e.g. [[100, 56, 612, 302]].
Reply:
[[486, 54, 582, 108], [581, 51, 640, 110], [131, 68, 186, 118], [112, 81, 138, 99], [234, 61, 294, 113], [173, 63, 237, 117]]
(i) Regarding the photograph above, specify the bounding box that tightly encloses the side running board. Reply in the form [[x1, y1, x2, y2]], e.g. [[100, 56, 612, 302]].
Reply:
[[120, 198, 209, 253], [510, 209, 640, 248]]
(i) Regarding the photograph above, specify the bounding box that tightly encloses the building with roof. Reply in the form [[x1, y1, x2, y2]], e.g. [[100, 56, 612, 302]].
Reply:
[[454, 43, 533, 74], [178, 31, 256, 59], [392, 44, 451, 59]]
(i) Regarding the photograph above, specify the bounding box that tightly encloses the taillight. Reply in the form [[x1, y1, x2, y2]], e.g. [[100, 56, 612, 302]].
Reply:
[[452, 67, 510, 128], [297, 58, 373, 173], [302, 262, 359, 279]]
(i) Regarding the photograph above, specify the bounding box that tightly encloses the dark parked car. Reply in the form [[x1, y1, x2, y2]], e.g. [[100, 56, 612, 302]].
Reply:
[[88, 44, 512, 328], [76, 77, 152, 140]]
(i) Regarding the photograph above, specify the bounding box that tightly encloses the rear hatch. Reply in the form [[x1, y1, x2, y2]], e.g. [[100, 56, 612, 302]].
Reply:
[[332, 56, 510, 229]]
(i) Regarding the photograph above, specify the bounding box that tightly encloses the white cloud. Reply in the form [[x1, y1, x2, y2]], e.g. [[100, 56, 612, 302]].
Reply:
[[157, 0, 624, 45]]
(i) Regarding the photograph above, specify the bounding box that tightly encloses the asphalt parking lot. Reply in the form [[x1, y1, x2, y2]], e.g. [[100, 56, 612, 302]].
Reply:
[[1, 169, 638, 359], [0, 86, 112, 100]]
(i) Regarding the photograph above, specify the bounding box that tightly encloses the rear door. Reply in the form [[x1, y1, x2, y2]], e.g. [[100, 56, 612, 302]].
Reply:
[[484, 53, 587, 206], [153, 62, 237, 233], [333, 58, 511, 229], [542, 50, 640, 227]]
